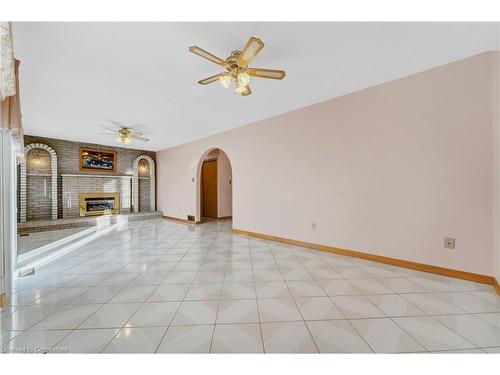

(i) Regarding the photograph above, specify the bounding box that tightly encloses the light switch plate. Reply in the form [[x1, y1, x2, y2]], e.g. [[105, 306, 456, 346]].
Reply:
[[444, 237, 455, 249]]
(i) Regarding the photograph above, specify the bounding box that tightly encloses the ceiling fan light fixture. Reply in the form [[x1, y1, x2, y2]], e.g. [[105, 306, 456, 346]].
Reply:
[[237, 71, 250, 86], [219, 74, 233, 89], [117, 134, 131, 144], [235, 83, 247, 95]]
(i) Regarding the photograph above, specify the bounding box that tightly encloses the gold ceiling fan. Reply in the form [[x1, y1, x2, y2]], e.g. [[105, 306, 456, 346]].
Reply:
[[99, 121, 149, 145], [189, 36, 286, 96]]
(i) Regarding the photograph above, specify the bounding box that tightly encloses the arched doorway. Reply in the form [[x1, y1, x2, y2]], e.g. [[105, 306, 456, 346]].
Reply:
[[196, 148, 232, 223]]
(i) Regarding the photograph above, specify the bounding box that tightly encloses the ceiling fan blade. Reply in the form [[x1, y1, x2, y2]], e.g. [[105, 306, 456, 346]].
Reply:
[[131, 131, 144, 136], [188, 46, 228, 67], [241, 85, 252, 96], [100, 127, 119, 133], [99, 133, 118, 136], [237, 37, 264, 67], [108, 120, 125, 128], [198, 73, 227, 85], [247, 68, 286, 80], [131, 135, 150, 142]]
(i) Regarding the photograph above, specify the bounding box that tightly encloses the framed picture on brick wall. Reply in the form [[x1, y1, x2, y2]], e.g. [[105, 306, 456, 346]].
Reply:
[[80, 147, 116, 172]]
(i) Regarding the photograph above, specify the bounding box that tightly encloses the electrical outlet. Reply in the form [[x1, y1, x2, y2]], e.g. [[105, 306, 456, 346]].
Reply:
[[312, 222, 317, 230], [444, 237, 455, 249]]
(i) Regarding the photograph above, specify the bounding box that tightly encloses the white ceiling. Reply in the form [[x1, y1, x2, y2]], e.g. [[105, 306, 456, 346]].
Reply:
[[12, 22, 500, 151]]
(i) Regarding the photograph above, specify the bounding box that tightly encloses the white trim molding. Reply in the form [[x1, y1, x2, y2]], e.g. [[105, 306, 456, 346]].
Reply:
[[20, 143, 58, 222], [132, 155, 155, 213], [0, 129, 20, 305]]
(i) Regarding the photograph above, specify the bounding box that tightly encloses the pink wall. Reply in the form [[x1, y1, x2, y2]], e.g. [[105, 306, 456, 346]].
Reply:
[[217, 150, 233, 218], [493, 51, 500, 282], [157, 52, 495, 276]]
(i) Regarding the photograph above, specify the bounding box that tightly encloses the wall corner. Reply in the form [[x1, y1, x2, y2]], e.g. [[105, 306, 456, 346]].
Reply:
[[493, 50, 500, 284]]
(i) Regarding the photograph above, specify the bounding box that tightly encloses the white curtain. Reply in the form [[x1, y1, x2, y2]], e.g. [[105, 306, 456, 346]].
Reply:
[[0, 22, 15, 101], [0, 22, 23, 146]]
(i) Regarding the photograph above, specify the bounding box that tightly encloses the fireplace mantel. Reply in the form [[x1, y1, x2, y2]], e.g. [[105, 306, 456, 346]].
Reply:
[[61, 173, 132, 179]]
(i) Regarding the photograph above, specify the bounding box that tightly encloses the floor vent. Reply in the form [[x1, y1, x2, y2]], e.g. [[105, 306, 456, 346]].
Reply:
[[187, 215, 195, 222], [18, 268, 35, 277]]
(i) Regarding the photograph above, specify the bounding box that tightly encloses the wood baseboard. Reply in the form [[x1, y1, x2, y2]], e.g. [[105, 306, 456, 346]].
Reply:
[[495, 278, 500, 296], [217, 216, 232, 220], [0, 293, 5, 308], [232, 228, 495, 286], [162, 215, 200, 225]]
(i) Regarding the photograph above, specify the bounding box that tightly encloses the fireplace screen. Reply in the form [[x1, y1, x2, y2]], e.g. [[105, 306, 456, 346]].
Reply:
[[80, 193, 120, 216], [86, 198, 115, 213]]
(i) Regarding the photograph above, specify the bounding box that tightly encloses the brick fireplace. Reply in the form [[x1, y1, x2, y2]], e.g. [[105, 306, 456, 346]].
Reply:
[[19, 135, 156, 221], [62, 174, 131, 218]]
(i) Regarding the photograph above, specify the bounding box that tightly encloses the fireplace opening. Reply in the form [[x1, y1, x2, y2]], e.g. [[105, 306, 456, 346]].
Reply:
[[80, 193, 120, 217], [86, 198, 115, 212]]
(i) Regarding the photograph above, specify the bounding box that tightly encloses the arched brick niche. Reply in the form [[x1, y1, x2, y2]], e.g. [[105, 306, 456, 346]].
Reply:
[[132, 155, 155, 213], [19, 143, 58, 222]]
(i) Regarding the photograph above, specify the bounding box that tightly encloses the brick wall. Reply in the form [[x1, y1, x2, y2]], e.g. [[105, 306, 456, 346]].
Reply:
[[22, 135, 156, 220], [25, 148, 52, 220], [139, 178, 151, 212], [26, 175, 52, 220], [62, 175, 132, 217]]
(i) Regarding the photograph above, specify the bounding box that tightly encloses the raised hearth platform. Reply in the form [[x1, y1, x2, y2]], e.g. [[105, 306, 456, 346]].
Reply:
[[18, 211, 163, 234]]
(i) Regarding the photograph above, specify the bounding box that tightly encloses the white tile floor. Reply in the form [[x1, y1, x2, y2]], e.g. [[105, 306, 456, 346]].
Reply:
[[2, 218, 500, 353]]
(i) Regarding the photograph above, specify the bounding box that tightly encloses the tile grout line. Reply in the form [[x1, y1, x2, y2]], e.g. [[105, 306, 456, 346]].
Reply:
[[151, 226, 206, 352], [208, 222, 226, 353], [149, 225, 205, 354], [271, 244, 321, 353], [247, 236, 266, 354], [289, 246, 376, 353]]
